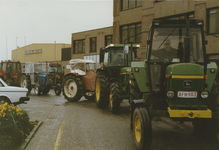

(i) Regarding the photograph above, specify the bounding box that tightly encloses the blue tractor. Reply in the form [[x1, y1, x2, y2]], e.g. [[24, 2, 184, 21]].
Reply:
[[21, 62, 62, 96]]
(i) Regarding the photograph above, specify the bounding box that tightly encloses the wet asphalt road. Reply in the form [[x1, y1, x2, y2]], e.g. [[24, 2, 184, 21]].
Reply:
[[20, 90, 219, 150]]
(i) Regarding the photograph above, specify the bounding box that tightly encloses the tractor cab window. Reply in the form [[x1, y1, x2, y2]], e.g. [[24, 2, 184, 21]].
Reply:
[[73, 63, 86, 72], [86, 63, 96, 70], [150, 27, 204, 63], [104, 49, 135, 67], [7, 63, 13, 73], [2, 63, 6, 73]]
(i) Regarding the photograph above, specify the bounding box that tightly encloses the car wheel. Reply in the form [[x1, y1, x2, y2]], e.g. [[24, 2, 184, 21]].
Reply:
[[0, 97, 11, 105]]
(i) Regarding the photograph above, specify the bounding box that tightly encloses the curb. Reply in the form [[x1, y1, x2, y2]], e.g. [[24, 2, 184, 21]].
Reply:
[[20, 121, 43, 150]]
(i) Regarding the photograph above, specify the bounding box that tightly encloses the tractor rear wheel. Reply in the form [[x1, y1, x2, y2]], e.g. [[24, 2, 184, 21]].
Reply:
[[133, 107, 152, 150], [62, 75, 83, 102], [34, 84, 41, 96], [110, 82, 121, 114], [20, 75, 32, 93], [95, 72, 110, 108]]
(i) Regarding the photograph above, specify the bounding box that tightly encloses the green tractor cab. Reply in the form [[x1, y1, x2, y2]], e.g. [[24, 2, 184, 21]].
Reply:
[[130, 19, 219, 149], [95, 44, 140, 113]]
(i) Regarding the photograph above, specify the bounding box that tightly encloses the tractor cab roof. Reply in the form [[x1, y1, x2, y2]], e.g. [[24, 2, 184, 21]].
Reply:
[[103, 44, 140, 52], [69, 59, 95, 64], [151, 19, 204, 28]]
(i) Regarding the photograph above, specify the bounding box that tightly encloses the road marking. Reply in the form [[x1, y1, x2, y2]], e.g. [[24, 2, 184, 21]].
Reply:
[[54, 121, 65, 150]]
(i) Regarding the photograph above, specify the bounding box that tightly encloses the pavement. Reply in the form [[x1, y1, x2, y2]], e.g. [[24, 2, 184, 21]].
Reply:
[[19, 93, 66, 150]]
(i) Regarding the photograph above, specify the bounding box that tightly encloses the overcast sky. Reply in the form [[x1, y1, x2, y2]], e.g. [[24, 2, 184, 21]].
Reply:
[[0, 0, 113, 61]]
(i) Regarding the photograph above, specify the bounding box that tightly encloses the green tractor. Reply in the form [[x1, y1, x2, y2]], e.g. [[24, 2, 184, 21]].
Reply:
[[130, 19, 219, 149], [95, 44, 140, 113]]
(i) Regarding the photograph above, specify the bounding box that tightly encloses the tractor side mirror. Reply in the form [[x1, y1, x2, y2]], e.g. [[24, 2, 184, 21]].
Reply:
[[124, 45, 129, 55]]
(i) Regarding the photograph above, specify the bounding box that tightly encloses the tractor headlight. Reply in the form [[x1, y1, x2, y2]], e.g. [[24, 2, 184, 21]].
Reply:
[[201, 91, 208, 99], [167, 91, 174, 98]]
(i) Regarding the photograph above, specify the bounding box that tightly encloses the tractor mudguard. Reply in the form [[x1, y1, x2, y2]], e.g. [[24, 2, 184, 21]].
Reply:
[[82, 70, 96, 91]]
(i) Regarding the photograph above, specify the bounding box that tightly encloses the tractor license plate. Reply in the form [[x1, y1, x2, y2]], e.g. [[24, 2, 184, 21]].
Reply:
[[177, 91, 197, 98]]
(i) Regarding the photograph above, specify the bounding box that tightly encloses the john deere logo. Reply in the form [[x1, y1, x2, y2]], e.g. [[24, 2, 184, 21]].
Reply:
[[184, 80, 192, 88]]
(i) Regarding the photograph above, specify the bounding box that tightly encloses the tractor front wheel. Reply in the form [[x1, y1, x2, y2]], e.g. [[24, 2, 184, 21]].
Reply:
[[110, 82, 121, 114], [133, 107, 152, 150], [62, 75, 83, 102], [84, 92, 95, 101], [54, 84, 62, 96], [95, 72, 110, 108]]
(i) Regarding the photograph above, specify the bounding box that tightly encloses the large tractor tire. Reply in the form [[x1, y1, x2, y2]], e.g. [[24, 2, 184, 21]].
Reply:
[[110, 82, 121, 114], [95, 72, 110, 108], [20, 75, 32, 93], [133, 107, 152, 150], [54, 84, 62, 96], [0, 97, 11, 105], [34, 84, 41, 96], [130, 75, 143, 130], [62, 75, 83, 102], [6, 79, 13, 86]]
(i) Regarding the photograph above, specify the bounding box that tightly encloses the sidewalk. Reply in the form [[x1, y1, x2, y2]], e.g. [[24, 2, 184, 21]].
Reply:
[[19, 96, 66, 150]]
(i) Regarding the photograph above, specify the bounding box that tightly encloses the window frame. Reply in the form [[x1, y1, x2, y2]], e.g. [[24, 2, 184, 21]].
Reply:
[[90, 37, 97, 53], [73, 39, 85, 54], [121, 0, 142, 11], [105, 35, 113, 46], [120, 22, 142, 44], [207, 7, 219, 34]]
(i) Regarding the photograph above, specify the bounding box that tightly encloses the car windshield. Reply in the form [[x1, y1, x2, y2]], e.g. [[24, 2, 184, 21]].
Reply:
[[150, 27, 204, 63]]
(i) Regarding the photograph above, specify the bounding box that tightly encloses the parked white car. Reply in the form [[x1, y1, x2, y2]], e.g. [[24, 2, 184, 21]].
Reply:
[[0, 78, 30, 105]]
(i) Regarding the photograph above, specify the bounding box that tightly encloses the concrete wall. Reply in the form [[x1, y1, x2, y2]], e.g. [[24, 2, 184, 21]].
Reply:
[[12, 43, 71, 63]]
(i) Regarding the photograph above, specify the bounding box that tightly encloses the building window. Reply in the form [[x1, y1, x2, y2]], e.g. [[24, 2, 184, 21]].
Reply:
[[90, 37, 97, 52], [73, 39, 85, 54], [105, 35, 113, 46], [121, 0, 142, 11], [121, 23, 141, 44], [208, 7, 219, 34]]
